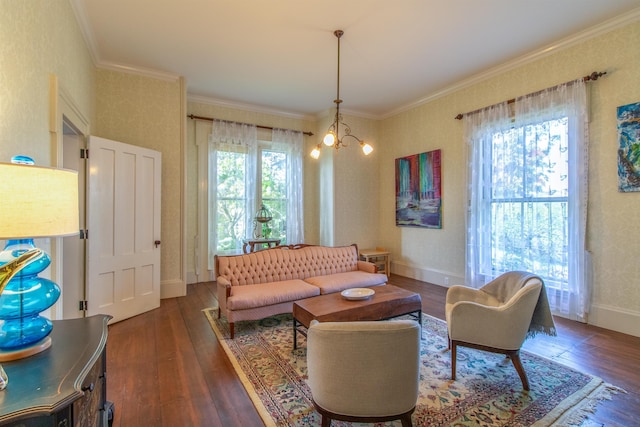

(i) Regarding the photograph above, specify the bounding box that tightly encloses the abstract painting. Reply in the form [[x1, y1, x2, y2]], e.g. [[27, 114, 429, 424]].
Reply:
[[395, 149, 442, 228], [617, 101, 640, 192]]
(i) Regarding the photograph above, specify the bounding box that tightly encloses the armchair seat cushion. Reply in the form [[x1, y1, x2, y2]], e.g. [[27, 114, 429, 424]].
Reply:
[[304, 271, 387, 294], [227, 280, 320, 310]]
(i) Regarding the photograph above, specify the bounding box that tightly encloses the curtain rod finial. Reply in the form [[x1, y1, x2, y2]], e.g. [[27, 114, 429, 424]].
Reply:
[[586, 71, 607, 81]]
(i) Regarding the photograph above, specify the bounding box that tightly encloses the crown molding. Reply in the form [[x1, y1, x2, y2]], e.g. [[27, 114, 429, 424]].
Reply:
[[69, 0, 100, 65], [313, 107, 380, 122], [70, 0, 180, 82], [338, 108, 380, 121], [97, 61, 180, 82], [382, 6, 640, 119], [70, 1, 640, 121], [187, 94, 315, 121]]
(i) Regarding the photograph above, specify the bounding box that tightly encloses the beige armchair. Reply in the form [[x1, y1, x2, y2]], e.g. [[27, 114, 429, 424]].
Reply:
[[445, 271, 555, 390], [306, 320, 421, 427]]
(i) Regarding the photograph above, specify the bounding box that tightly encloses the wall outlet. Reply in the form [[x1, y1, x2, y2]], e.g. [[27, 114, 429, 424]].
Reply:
[[444, 276, 450, 285]]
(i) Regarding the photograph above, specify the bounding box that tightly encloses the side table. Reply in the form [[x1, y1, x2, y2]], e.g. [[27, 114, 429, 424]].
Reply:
[[359, 248, 390, 277], [0, 315, 113, 426], [242, 238, 281, 253]]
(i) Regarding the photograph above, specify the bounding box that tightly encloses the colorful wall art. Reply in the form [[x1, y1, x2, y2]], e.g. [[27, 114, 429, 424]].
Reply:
[[617, 101, 640, 192], [395, 149, 442, 228]]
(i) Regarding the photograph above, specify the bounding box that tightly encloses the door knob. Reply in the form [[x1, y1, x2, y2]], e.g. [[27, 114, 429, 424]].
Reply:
[[155, 240, 161, 248]]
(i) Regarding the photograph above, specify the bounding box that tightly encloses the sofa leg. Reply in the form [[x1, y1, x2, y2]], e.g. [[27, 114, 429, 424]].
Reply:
[[229, 322, 235, 339]]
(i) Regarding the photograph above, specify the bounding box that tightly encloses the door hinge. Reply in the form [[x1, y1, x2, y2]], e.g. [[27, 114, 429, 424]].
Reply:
[[80, 148, 89, 159], [79, 300, 88, 311], [79, 229, 88, 239]]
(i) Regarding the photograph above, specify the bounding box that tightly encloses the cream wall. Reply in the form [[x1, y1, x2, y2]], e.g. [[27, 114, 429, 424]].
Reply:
[[315, 109, 381, 248], [0, 0, 95, 163], [1, 0, 186, 303], [0, 0, 95, 319], [5, 0, 638, 337], [379, 19, 640, 336], [332, 113, 381, 249], [93, 70, 185, 297]]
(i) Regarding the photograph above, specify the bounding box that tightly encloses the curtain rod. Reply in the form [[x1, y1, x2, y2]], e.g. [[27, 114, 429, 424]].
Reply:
[[187, 114, 314, 136], [454, 71, 607, 120]]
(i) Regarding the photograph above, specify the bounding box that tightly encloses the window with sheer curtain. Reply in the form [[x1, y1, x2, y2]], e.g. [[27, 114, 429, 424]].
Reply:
[[208, 122, 304, 257], [465, 79, 591, 321]]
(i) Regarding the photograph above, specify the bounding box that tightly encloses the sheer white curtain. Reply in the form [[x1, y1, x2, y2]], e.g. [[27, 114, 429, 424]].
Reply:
[[465, 102, 512, 288], [465, 79, 590, 321], [271, 128, 305, 244], [208, 120, 257, 261], [515, 80, 590, 321]]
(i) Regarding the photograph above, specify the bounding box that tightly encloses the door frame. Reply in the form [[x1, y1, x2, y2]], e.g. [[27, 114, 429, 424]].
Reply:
[[50, 74, 90, 320]]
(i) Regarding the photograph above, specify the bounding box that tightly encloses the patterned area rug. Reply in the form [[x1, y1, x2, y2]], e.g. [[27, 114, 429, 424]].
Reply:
[[203, 309, 621, 427]]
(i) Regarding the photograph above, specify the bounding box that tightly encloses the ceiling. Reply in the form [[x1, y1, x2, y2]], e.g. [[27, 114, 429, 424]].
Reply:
[[71, 0, 640, 119]]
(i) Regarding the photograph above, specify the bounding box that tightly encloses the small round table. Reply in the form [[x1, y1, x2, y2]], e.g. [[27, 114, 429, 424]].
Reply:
[[242, 238, 281, 253]]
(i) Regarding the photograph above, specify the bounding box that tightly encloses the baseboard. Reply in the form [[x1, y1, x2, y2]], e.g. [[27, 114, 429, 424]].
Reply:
[[161, 279, 186, 299], [391, 260, 464, 288], [186, 271, 198, 285], [588, 303, 640, 338], [186, 270, 215, 285], [393, 261, 640, 338]]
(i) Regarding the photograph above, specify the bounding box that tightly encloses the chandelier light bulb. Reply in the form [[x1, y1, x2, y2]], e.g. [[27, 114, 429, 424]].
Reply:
[[323, 132, 336, 146], [310, 145, 321, 159], [361, 142, 373, 155]]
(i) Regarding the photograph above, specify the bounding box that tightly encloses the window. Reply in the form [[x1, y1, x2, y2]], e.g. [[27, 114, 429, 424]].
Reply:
[[213, 149, 247, 253], [208, 123, 304, 256], [485, 118, 569, 288], [466, 80, 590, 321], [211, 143, 290, 254], [260, 148, 287, 241]]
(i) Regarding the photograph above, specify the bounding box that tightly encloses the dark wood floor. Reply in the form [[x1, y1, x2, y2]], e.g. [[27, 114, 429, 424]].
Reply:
[[106, 275, 640, 426]]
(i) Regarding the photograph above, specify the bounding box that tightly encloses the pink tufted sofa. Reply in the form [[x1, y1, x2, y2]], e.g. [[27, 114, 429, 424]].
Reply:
[[214, 244, 387, 338]]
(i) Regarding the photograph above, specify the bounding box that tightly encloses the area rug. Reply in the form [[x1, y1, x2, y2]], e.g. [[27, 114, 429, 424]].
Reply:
[[203, 308, 621, 427]]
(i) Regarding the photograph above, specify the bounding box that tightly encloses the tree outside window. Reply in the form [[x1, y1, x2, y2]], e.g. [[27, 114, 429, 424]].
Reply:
[[260, 149, 287, 242], [213, 145, 289, 254], [486, 118, 569, 288]]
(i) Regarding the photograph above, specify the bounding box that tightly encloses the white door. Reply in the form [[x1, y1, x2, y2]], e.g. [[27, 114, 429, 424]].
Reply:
[[86, 136, 162, 323]]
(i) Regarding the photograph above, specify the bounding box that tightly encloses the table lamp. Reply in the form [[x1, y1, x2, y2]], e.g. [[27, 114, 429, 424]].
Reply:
[[0, 156, 78, 363]]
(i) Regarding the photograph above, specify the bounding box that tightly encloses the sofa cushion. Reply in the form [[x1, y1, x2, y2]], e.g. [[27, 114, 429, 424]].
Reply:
[[304, 271, 387, 294], [227, 279, 320, 310]]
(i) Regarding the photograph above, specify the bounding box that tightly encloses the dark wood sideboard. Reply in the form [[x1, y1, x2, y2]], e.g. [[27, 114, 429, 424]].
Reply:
[[0, 315, 113, 427]]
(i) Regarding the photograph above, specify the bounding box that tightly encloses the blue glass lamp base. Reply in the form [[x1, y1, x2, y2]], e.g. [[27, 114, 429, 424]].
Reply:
[[0, 336, 52, 362], [0, 240, 61, 360]]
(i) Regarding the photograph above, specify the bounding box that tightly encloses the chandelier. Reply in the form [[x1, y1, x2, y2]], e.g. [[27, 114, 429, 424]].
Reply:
[[310, 30, 373, 159]]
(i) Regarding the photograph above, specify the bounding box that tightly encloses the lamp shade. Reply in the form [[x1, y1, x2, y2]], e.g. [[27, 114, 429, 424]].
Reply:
[[0, 162, 79, 239]]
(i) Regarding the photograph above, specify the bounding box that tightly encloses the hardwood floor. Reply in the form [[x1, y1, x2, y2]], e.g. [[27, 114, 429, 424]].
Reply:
[[106, 275, 640, 426]]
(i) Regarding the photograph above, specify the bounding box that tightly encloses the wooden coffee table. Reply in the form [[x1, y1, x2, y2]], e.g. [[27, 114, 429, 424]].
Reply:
[[292, 284, 422, 349]]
